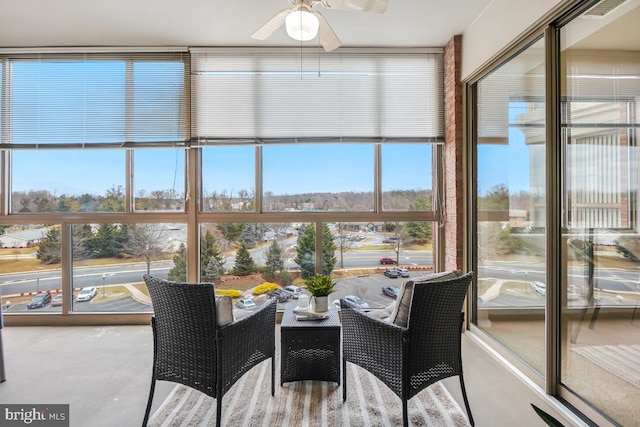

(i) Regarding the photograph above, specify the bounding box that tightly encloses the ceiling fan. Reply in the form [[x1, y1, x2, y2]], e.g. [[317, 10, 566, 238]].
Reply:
[[251, 0, 388, 52]]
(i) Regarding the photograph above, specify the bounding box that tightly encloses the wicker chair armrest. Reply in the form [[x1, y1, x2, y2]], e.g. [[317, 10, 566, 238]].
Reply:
[[341, 300, 406, 394], [219, 298, 277, 350], [217, 299, 276, 394]]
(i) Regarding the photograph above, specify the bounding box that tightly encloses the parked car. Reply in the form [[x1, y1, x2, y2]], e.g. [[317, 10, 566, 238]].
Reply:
[[384, 269, 400, 278], [51, 294, 63, 307], [76, 286, 98, 302], [283, 286, 303, 299], [382, 239, 394, 244], [267, 289, 290, 303], [344, 295, 370, 309], [236, 298, 256, 310], [530, 281, 546, 296], [397, 268, 410, 278], [27, 292, 51, 309], [379, 257, 397, 265], [382, 285, 400, 299]]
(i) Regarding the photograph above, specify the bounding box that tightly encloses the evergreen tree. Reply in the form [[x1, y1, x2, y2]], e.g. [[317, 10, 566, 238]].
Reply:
[[320, 223, 337, 276], [167, 243, 187, 282], [216, 223, 245, 244], [294, 224, 336, 278], [72, 224, 93, 260], [201, 230, 225, 282], [88, 223, 121, 258], [204, 256, 225, 283], [232, 242, 257, 276], [37, 227, 62, 264], [37, 226, 91, 264], [402, 195, 433, 244], [265, 240, 285, 276]]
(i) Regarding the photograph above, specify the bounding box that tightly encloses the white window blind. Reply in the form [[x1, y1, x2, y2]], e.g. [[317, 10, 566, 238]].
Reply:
[[1, 52, 189, 148], [191, 48, 443, 144]]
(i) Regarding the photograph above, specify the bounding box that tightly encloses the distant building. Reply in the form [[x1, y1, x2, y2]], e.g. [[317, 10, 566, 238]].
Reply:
[[0, 228, 47, 248]]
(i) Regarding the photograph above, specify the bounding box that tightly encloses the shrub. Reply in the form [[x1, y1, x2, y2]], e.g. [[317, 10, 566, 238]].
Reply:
[[253, 282, 280, 295], [215, 289, 242, 298], [278, 270, 293, 286], [263, 269, 276, 282]]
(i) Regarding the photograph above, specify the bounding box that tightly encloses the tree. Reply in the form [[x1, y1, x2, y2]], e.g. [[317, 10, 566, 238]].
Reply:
[[216, 223, 245, 247], [201, 230, 225, 282], [167, 243, 187, 282], [240, 223, 260, 248], [37, 227, 62, 264], [88, 224, 122, 258], [294, 223, 336, 278], [97, 184, 126, 212], [402, 195, 433, 245], [479, 184, 509, 211], [232, 242, 257, 276], [204, 256, 225, 283], [264, 240, 285, 279], [122, 224, 169, 274], [334, 223, 356, 268], [36, 225, 90, 264]]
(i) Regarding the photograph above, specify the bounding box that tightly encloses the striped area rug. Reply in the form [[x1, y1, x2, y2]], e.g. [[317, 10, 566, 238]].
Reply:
[[572, 344, 640, 388], [148, 360, 471, 427]]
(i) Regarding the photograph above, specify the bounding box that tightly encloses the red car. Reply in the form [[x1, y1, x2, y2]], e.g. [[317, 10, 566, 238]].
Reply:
[[379, 257, 397, 265]]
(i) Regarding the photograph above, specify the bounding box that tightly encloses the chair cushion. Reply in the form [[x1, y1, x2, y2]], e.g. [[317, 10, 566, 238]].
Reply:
[[387, 270, 461, 327], [215, 295, 234, 326], [369, 301, 395, 320]]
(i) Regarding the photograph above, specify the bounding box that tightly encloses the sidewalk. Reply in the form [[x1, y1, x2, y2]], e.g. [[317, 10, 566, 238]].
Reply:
[[125, 284, 151, 305]]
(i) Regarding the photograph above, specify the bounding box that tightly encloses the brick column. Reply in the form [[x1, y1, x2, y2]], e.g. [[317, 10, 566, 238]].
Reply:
[[443, 35, 464, 271]]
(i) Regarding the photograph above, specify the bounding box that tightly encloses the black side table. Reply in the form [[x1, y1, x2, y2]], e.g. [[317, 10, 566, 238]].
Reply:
[[280, 304, 341, 385]]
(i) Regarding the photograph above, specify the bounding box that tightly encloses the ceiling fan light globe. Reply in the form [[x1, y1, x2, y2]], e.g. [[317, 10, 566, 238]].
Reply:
[[285, 10, 319, 41]]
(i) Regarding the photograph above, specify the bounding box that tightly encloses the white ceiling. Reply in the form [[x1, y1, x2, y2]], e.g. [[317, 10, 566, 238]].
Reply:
[[0, 0, 493, 49]]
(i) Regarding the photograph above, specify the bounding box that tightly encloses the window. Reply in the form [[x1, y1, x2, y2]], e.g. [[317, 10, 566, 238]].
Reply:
[[263, 144, 374, 212], [0, 49, 444, 329], [473, 37, 547, 374], [558, 4, 640, 425]]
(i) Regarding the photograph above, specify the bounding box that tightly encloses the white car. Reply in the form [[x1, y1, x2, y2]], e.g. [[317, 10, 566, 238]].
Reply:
[[76, 286, 98, 302], [284, 286, 303, 299], [236, 298, 256, 310], [397, 268, 410, 278], [530, 281, 546, 296], [344, 295, 370, 309]]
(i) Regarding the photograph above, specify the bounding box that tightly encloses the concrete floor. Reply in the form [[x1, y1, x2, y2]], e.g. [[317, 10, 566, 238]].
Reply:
[[0, 324, 588, 427]]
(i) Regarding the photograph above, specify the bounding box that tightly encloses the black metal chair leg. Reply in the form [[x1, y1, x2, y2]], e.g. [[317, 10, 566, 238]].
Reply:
[[459, 375, 475, 426], [141, 379, 156, 427], [342, 360, 347, 401], [402, 399, 409, 427], [216, 395, 222, 427], [271, 356, 275, 396]]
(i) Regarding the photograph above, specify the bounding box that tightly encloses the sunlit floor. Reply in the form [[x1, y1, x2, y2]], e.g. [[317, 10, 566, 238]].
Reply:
[[0, 323, 586, 427]]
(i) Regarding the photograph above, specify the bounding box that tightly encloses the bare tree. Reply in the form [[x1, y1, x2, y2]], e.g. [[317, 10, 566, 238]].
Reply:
[[335, 223, 356, 268], [123, 224, 170, 274]]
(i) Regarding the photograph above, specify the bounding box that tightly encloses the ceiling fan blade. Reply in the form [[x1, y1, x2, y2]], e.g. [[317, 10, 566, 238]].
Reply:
[[251, 9, 291, 40], [320, 0, 387, 13], [314, 12, 341, 52]]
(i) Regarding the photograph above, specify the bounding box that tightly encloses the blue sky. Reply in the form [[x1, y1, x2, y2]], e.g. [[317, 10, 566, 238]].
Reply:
[[477, 102, 532, 195], [13, 143, 434, 197]]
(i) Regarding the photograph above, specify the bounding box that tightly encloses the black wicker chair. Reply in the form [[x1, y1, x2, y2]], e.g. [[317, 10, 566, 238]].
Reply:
[[341, 271, 475, 427], [141, 274, 277, 427]]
